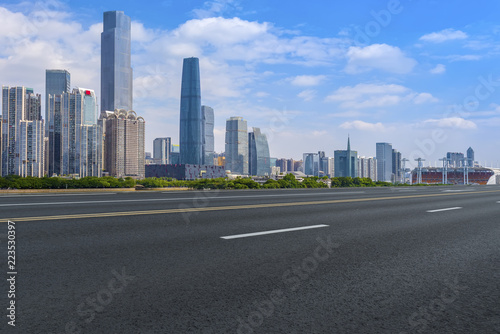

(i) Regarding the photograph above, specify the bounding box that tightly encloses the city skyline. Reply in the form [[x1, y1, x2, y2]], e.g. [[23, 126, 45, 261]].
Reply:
[[1, 1, 500, 166]]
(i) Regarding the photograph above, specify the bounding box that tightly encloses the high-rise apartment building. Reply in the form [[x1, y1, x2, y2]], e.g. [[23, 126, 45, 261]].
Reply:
[[276, 159, 288, 174], [334, 137, 358, 177], [45, 69, 70, 131], [153, 137, 171, 164], [1, 86, 44, 177], [202, 105, 214, 165], [102, 109, 145, 178], [248, 127, 271, 176], [358, 157, 377, 181], [179, 57, 203, 165], [392, 149, 402, 183], [49, 88, 99, 177], [376, 142, 393, 182], [101, 11, 133, 112], [225, 117, 248, 174]]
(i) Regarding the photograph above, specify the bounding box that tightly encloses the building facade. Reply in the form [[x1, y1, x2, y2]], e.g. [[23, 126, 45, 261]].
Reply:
[[303, 153, 320, 176], [334, 137, 358, 178], [447, 152, 465, 168], [376, 142, 393, 182], [1, 86, 44, 177], [202, 105, 214, 165], [467, 147, 474, 167], [248, 127, 271, 176], [180, 57, 203, 165], [102, 109, 145, 178], [225, 117, 248, 174], [358, 156, 377, 181], [101, 11, 133, 112], [45, 69, 70, 131], [48, 88, 100, 177], [153, 137, 171, 165], [392, 149, 402, 183]]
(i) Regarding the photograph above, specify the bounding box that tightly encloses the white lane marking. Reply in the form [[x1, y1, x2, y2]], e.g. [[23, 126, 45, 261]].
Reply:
[[221, 224, 329, 240], [426, 207, 463, 213], [0, 193, 117, 198], [442, 189, 473, 193], [0, 192, 366, 207]]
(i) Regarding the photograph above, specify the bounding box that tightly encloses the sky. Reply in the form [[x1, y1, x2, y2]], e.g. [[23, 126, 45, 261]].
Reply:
[[1, 0, 500, 167]]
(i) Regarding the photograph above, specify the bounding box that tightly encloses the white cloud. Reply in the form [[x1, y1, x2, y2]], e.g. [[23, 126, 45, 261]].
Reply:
[[326, 83, 438, 109], [446, 54, 482, 62], [290, 75, 326, 86], [340, 120, 386, 132], [430, 64, 446, 74], [421, 117, 477, 129], [413, 93, 439, 104], [420, 28, 468, 43], [345, 44, 417, 74], [297, 89, 316, 101]]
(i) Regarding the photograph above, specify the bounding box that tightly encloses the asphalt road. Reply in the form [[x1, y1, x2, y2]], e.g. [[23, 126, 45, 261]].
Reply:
[[0, 186, 499, 333]]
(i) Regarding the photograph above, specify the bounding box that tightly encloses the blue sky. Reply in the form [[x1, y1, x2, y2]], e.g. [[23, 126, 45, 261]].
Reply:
[[1, 0, 500, 167]]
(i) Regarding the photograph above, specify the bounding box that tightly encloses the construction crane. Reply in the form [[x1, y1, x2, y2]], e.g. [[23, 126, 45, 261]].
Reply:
[[438, 157, 448, 185], [401, 158, 409, 184]]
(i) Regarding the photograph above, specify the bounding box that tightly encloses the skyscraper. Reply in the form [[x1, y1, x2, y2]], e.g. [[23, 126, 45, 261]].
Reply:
[[153, 137, 171, 164], [180, 57, 203, 165], [467, 147, 474, 167], [392, 149, 402, 183], [202, 105, 214, 165], [303, 153, 320, 176], [376, 142, 393, 182], [334, 137, 358, 177], [1, 86, 44, 177], [446, 152, 464, 168], [102, 109, 145, 178], [48, 88, 100, 177], [101, 11, 133, 112], [45, 69, 70, 131], [225, 117, 248, 174], [248, 127, 271, 176]]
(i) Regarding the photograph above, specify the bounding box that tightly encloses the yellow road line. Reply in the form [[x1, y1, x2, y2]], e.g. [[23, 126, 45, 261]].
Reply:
[[2, 189, 499, 222]]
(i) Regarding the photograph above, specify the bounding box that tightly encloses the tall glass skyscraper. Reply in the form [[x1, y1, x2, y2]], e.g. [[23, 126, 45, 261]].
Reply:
[[101, 11, 133, 112], [376, 142, 393, 182], [45, 69, 70, 130], [180, 57, 203, 165], [202, 105, 214, 165], [334, 137, 358, 178], [248, 127, 271, 176], [225, 117, 248, 175]]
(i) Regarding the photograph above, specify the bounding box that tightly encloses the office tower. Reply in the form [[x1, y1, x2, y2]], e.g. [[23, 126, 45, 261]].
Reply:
[[202, 105, 214, 165], [248, 127, 271, 176], [467, 147, 474, 167], [170, 144, 180, 164], [153, 137, 171, 164], [318, 151, 329, 176], [225, 117, 248, 174], [276, 159, 288, 173], [45, 70, 70, 131], [49, 88, 100, 177], [180, 57, 203, 165], [1, 86, 44, 177], [376, 142, 393, 182], [392, 149, 402, 183], [102, 109, 145, 178], [446, 152, 464, 168], [334, 137, 358, 177], [101, 11, 133, 112], [303, 153, 320, 176], [214, 152, 225, 167], [287, 159, 295, 172]]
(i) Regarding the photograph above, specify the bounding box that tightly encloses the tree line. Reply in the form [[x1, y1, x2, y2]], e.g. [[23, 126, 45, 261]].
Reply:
[[0, 174, 394, 190]]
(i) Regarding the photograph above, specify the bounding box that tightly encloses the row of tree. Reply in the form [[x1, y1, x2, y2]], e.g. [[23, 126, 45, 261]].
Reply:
[[0, 174, 395, 190]]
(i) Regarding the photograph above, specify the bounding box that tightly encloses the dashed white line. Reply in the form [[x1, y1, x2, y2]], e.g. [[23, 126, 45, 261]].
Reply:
[[221, 224, 329, 240], [426, 207, 463, 213]]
